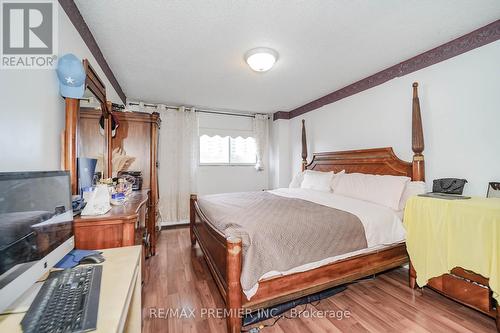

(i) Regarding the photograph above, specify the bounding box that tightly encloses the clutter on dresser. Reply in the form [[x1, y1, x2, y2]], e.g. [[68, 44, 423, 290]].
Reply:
[[111, 147, 135, 177], [72, 196, 86, 216], [80, 174, 137, 209], [81, 184, 111, 216], [81, 186, 95, 202], [93, 171, 102, 184], [110, 178, 133, 205], [97, 177, 113, 186], [117, 171, 143, 190]]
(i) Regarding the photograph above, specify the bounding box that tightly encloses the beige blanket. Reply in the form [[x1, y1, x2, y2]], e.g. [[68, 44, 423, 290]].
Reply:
[[197, 191, 367, 291]]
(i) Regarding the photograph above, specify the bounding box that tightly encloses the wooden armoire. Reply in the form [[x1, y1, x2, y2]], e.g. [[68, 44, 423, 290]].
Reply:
[[62, 59, 160, 256]]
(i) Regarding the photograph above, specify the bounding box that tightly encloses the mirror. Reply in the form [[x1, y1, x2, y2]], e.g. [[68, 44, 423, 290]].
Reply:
[[78, 88, 107, 184]]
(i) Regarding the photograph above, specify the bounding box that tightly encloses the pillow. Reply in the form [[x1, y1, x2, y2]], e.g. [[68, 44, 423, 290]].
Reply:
[[398, 181, 426, 210], [330, 170, 345, 191], [289, 171, 304, 188], [300, 170, 334, 192], [334, 173, 410, 210]]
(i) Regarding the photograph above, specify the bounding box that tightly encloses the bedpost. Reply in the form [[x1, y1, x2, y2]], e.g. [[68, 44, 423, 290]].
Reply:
[[189, 194, 197, 246], [301, 119, 308, 171], [411, 82, 425, 181], [409, 82, 424, 289], [226, 237, 242, 333]]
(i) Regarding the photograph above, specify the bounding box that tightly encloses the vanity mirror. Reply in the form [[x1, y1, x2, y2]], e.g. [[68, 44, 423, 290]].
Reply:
[[62, 59, 111, 194]]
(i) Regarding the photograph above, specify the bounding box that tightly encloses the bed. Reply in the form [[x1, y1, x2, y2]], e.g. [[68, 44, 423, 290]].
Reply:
[[190, 83, 425, 333]]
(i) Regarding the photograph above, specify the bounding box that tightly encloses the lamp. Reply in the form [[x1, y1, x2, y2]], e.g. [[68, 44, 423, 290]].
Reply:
[[245, 47, 278, 72]]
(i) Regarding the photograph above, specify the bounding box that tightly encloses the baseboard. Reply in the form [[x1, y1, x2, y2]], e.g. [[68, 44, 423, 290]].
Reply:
[[160, 223, 189, 230], [160, 219, 189, 227]]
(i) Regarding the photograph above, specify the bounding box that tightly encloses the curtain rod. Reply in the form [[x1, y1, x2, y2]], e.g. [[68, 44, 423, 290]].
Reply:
[[126, 102, 268, 119], [196, 110, 256, 118]]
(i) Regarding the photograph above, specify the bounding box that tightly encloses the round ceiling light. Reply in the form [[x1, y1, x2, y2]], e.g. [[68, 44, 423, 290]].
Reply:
[[245, 47, 279, 72]]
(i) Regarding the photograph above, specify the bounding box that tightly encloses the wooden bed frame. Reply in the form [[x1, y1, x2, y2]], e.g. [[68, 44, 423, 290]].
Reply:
[[190, 83, 425, 333]]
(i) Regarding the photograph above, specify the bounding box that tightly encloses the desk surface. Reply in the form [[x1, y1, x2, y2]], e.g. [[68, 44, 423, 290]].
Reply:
[[0, 246, 142, 333]]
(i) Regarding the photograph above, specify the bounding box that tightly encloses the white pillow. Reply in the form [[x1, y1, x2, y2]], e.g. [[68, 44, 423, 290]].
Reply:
[[300, 170, 334, 192], [289, 171, 304, 188], [330, 170, 346, 191], [398, 181, 426, 210], [334, 173, 410, 210]]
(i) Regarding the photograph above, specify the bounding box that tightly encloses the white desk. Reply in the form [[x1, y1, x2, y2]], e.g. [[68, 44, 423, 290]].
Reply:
[[0, 246, 142, 333]]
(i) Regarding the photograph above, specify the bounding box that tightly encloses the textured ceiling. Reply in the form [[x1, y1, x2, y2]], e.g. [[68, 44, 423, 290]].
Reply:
[[75, 0, 500, 113]]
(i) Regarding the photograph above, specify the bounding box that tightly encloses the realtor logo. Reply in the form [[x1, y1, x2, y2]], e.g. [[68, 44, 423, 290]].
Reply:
[[1, 0, 58, 69]]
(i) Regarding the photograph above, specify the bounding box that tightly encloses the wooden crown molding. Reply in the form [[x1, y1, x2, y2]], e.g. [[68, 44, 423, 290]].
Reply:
[[274, 19, 500, 121], [272, 111, 290, 121], [59, 0, 127, 104]]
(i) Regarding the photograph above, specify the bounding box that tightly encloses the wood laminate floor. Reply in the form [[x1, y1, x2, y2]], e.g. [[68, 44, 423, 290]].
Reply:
[[143, 227, 497, 333]]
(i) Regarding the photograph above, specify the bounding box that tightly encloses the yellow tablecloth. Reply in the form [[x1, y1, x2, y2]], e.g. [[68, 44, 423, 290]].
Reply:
[[404, 196, 500, 301]]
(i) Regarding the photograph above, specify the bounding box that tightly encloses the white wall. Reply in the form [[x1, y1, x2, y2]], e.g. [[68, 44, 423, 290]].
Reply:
[[269, 119, 290, 189], [0, 4, 122, 172], [198, 165, 269, 194], [197, 113, 270, 195], [278, 41, 500, 196]]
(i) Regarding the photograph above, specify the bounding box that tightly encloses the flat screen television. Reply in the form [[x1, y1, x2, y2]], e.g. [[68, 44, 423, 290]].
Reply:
[[0, 171, 74, 313]]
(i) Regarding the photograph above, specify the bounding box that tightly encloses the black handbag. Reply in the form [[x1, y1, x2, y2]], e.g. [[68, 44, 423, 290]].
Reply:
[[432, 178, 467, 195]]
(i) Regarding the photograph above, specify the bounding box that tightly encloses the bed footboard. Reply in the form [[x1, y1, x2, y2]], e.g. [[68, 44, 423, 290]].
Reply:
[[226, 237, 243, 333], [190, 194, 243, 333]]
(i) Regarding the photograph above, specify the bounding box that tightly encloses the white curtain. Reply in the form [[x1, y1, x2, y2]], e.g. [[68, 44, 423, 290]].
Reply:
[[158, 106, 199, 224], [253, 114, 268, 171]]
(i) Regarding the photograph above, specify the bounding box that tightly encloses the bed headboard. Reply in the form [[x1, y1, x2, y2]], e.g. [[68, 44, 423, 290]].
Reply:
[[306, 147, 413, 178], [302, 83, 425, 182]]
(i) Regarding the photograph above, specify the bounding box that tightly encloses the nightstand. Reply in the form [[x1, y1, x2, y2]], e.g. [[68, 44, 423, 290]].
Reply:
[[404, 196, 500, 331]]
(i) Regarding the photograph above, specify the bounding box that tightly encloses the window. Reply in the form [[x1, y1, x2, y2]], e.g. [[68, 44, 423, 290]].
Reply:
[[199, 135, 229, 164], [200, 135, 256, 165]]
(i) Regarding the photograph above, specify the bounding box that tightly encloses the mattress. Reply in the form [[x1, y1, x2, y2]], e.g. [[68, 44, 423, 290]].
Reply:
[[197, 188, 406, 300]]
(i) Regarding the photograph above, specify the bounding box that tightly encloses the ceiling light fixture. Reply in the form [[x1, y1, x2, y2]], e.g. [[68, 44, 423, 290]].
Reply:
[[244, 47, 278, 72]]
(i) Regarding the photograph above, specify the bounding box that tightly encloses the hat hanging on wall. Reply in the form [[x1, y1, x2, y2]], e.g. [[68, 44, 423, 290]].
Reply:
[[99, 114, 119, 137], [56, 53, 86, 98]]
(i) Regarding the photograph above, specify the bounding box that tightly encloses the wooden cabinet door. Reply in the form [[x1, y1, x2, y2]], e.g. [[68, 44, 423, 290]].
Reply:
[[74, 223, 123, 249], [112, 113, 151, 186]]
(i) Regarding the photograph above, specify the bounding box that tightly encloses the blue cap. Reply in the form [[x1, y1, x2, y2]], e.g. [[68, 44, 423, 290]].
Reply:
[[56, 54, 85, 98]]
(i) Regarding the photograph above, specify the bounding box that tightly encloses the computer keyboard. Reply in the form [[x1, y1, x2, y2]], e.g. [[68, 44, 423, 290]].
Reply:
[[21, 265, 102, 333]]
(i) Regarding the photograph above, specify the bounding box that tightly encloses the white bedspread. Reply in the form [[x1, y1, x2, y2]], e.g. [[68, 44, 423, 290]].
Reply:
[[243, 188, 406, 299]]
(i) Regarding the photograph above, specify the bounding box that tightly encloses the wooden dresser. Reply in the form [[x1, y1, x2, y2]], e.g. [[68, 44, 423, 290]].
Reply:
[[78, 109, 161, 255], [74, 190, 152, 284], [74, 190, 150, 250]]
